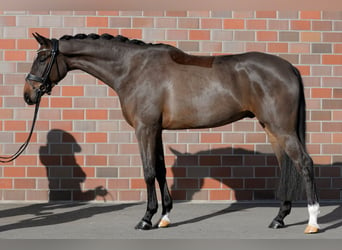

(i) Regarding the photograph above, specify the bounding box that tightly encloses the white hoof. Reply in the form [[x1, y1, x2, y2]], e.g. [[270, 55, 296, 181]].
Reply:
[[158, 213, 171, 228]]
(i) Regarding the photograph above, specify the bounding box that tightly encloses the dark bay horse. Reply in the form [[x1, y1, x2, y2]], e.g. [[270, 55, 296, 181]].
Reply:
[[23, 33, 320, 233]]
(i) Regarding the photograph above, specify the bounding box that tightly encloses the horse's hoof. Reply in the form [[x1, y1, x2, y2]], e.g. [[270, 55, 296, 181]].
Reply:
[[158, 214, 171, 228], [304, 225, 319, 234], [135, 220, 152, 230], [268, 219, 285, 229]]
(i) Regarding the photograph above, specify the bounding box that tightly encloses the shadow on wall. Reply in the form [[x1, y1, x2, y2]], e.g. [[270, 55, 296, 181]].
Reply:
[[39, 129, 108, 202], [169, 147, 342, 202]]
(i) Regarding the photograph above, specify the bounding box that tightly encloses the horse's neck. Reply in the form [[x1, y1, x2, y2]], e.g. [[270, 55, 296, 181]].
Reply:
[[59, 39, 129, 91]]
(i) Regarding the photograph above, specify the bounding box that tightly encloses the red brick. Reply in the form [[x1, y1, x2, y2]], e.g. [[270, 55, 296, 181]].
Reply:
[[311, 111, 332, 121], [268, 43, 288, 53], [14, 179, 36, 189], [291, 20, 311, 30], [119, 144, 140, 155], [312, 156, 332, 165], [0, 179, 13, 189], [165, 11, 187, 17], [300, 11, 321, 19], [0, 16, 16, 26], [62, 86, 84, 96], [4, 190, 25, 201], [29, 28, 50, 38], [210, 190, 231, 200], [312, 21, 333, 31], [0, 39, 16, 49], [189, 30, 210, 40], [322, 122, 342, 132], [177, 179, 199, 189], [27, 190, 49, 201], [200, 133, 221, 143], [296, 65, 310, 76], [86, 17, 108, 27], [323, 100, 342, 109], [84, 178, 107, 189], [245, 133, 266, 143], [256, 11, 277, 18], [202, 178, 221, 188], [86, 155, 107, 166], [301, 32, 321, 42], [232, 190, 253, 201], [4, 51, 26, 61], [201, 18, 222, 29], [86, 110, 108, 120], [246, 20, 266, 30], [156, 18, 177, 28], [50, 97, 72, 108], [4, 167, 26, 177], [334, 44, 342, 53], [86, 132, 107, 143], [98, 29, 119, 36], [4, 121, 26, 131], [257, 31, 278, 41], [322, 55, 342, 65], [132, 17, 154, 28], [119, 190, 141, 201], [167, 30, 188, 40], [131, 178, 146, 189], [120, 29, 142, 39], [108, 179, 129, 189], [311, 88, 332, 98], [311, 133, 332, 143], [223, 19, 244, 29], [15, 156, 37, 165], [333, 111, 342, 120], [246, 179, 265, 188], [63, 110, 84, 120], [333, 134, 342, 143], [199, 155, 221, 166], [27, 167, 47, 177]]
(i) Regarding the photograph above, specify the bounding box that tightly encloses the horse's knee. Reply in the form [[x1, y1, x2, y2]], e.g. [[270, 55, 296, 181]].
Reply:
[[144, 169, 156, 185]]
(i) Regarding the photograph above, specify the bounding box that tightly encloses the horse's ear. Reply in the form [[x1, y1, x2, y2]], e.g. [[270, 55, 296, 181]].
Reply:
[[169, 147, 183, 156], [32, 32, 49, 45]]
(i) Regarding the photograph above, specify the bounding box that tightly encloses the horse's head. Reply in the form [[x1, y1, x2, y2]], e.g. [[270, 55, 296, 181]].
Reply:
[[24, 33, 68, 105]]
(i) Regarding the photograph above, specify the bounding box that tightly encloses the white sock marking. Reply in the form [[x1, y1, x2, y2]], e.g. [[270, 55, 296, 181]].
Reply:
[[161, 213, 170, 223], [308, 204, 320, 228]]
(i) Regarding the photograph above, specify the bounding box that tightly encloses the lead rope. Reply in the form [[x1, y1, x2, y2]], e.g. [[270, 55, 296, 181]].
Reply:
[[0, 93, 41, 163]]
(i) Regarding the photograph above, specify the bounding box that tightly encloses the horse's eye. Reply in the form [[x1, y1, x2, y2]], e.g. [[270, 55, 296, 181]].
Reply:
[[39, 55, 48, 63]]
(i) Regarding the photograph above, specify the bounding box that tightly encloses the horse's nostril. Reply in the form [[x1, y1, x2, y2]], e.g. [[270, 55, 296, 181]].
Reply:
[[24, 93, 34, 105]]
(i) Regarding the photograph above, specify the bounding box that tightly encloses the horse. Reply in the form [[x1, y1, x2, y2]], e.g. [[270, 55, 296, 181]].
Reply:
[[23, 33, 320, 234]]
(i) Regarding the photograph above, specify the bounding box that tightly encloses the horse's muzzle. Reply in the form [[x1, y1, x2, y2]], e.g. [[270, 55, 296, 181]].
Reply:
[[24, 92, 35, 105]]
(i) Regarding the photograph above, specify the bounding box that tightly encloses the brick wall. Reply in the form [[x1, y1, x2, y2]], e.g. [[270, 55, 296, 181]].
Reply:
[[0, 10, 341, 202]]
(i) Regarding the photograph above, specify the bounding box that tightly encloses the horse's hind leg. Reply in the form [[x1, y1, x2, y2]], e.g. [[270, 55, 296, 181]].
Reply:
[[266, 133, 293, 229], [271, 131, 320, 233]]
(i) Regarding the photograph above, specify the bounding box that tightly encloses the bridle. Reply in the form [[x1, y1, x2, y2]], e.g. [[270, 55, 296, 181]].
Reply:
[[26, 38, 59, 96], [0, 39, 59, 163]]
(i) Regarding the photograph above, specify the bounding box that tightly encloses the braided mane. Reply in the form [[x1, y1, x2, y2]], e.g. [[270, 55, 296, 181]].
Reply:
[[59, 33, 172, 48]]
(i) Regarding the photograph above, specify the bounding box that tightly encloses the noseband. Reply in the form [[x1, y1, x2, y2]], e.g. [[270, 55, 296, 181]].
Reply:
[[26, 38, 59, 95]]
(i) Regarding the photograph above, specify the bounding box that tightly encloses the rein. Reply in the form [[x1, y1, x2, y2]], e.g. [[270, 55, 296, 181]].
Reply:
[[0, 39, 59, 163], [0, 94, 41, 163]]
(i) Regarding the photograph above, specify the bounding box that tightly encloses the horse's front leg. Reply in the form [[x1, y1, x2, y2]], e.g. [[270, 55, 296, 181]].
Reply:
[[134, 123, 159, 230]]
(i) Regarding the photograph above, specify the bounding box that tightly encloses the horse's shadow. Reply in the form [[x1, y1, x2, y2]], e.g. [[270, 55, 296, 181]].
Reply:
[[168, 146, 342, 231], [0, 202, 141, 233]]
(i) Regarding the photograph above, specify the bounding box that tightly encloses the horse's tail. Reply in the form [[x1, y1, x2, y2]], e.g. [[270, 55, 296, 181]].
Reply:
[[277, 66, 305, 201]]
